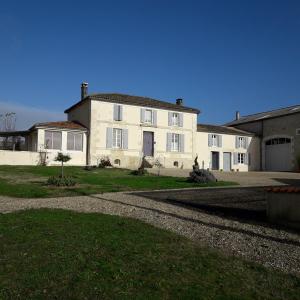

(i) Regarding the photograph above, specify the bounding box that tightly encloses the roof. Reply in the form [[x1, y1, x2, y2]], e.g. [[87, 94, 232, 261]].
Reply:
[[197, 124, 254, 136], [30, 121, 87, 131], [0, 130, 30, 137], [64, 93, 200, 114], [225, 104, 300, 126]]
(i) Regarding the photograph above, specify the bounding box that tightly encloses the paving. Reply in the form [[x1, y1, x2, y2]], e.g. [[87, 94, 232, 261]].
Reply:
[[1, 186, 300, 276], [147, 168, 300, 187]]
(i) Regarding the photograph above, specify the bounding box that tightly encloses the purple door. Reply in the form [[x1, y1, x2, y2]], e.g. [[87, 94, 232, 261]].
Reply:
[[143, 131, 154, 156]]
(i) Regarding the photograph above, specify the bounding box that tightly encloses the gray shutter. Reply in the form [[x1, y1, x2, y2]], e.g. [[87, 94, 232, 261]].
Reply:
[[166, 133, 172, 151], [140, 108, 145, 123], [233, 152, 238, 164], [180, 134, 185, 152], [245, 137, 249, 149], [208, 134, 213, 147], [113, 104, 119, 121], [119, 105, 123, 121], [153, 110, 157, 126], [235, 136, 239, 148], [168, 112, 172, 126], [122, 129, 128, 149], [244, 153, 249, 165], [218, 135, 222, 147], [106, 127, 113, 149], [179, 113, 183, 127]]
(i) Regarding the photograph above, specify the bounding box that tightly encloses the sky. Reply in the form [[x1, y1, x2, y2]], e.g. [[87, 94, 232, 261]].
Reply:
[[1, 0, 300, 129]]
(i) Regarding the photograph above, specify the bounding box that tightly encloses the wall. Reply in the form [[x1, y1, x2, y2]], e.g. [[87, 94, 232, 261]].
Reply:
[[195, 132, 260, 171], [0, 150, 40, 165], [88, 100, 198, 169]]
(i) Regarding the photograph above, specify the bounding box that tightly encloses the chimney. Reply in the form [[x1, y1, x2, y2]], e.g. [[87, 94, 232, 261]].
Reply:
[[236, 111, 240, 120], [176, 98, 183, 106], [81, 82, 88, 100]]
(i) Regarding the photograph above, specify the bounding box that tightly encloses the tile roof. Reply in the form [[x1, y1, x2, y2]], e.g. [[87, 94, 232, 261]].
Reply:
[[225, 104, 300, 126], [197, 124, 254, 136], [30, 121, 87, 131], [64, 93, 200, 114]]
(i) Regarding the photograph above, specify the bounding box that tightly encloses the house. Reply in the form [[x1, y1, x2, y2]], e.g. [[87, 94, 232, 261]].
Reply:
[[0, 82, 298, 172], [226, 106, 300, 171]]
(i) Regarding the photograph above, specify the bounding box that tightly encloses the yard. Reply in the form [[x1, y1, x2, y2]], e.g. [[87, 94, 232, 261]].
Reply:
[[0, 166, 236, 198], [0, 209, 299, 299]]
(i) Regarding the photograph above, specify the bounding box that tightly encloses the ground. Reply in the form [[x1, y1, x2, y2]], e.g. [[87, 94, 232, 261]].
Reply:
[[1, 209, 300, 299], [0, 166, 236, 198]]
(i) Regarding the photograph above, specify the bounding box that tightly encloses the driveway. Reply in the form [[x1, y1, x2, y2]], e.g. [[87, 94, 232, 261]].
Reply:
[[147, 168, 300, 187]]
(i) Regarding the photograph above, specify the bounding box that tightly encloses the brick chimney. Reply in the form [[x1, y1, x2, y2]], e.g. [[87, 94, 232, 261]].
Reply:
[[176, 98, 183, 106], [81, 82, 88, 100]]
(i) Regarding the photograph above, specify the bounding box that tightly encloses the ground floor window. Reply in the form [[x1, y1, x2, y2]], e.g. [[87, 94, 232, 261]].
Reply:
[[67, 132, 83, 151], [238, 153, 245, 164], [45, 131, 62, 150], [113, 128, 122, 148]]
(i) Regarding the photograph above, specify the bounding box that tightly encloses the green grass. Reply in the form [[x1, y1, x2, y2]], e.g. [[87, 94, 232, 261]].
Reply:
[[0, 166, 237, 198], [0, 209, 299, 299]]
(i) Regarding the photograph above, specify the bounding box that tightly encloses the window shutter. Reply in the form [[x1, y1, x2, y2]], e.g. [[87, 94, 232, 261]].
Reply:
[[235, 136, 239, 148], [140, 108, 145, 123], [180, 134, 185, 152], [168, 112, 172, 126], [166, 133, 172, 151], [245, 137, 249, 149], [153, 110, 157, 126], [208, 134, 213, 147], [179, 113, 183, 127], [245, 153, 249, 165], [113, 104, 119, 121], [218, 135, 222, 147], [119, 105, 123, 121], [233, 152, 238, 164], [122, 129, 128, 149], [106, 127, 112, 149]]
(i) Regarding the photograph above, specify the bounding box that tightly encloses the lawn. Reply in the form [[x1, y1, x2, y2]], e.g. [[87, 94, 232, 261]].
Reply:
[[0, 166, 237, 198], [0, 210, 299, 299]]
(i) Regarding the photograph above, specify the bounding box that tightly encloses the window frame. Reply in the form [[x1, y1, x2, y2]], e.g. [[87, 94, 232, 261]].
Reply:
[[171, 112, 179, 126], [238, 153, 245, 164], [112, 128, 123, 149], [67, 132, 83, 151], [211, 134, 218, 147], [144, 109, 153, 124], [44, 130, 62, 150], [237, 137, 245, 148], [171, 133, 180, 152]]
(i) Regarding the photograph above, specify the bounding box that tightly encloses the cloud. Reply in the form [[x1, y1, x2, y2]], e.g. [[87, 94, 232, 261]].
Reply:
[[0, 101, 65, 130]]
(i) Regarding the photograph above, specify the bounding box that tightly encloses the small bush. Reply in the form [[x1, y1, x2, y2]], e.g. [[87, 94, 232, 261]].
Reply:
[[98, 157, 112, 168], [131, 169, 148, 176], [47, 176, 76, 187]]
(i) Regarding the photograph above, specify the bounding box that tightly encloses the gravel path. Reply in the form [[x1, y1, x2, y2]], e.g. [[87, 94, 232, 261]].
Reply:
[[1, 192, 300, 276]]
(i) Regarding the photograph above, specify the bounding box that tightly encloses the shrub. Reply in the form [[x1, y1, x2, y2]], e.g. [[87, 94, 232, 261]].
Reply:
[[131, 169, 148, 176], [47, 176, 76, 187], [98, 156, 112, 168]]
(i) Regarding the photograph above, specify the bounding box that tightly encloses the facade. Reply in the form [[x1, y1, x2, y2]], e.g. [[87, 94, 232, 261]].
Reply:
[[0, 83, 298, 172], [226, 106, 300, 171]]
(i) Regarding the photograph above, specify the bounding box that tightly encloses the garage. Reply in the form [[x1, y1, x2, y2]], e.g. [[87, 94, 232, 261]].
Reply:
[[265, 138, 292, 171]]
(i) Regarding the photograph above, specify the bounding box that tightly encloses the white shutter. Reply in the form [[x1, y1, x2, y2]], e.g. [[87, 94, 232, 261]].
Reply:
[[180, 134, 185, 152], [179, 113, 183, 127], [168, 112, 172, 126], [245, 137, 249, 149], [113, 104, 119, 121], [122, 129, 128, 149], [140, 108, 145, 123], [106, 127, 113, 149], [218, 135, 222, 147], [245, 153, 249, 165], [119, 105, 123, 121], [208, 134, 213, 147], [233, 152, 238, 165], [166, 133, 172, 151], [235, 136, 239, 148], [153, 110, 157, 126]]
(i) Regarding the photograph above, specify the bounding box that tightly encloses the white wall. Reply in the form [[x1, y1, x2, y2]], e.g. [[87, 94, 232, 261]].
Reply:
[[0, 150, 40, 165]]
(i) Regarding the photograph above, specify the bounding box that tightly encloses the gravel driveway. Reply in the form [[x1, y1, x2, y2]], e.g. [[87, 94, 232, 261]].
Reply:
[[1, 190, 300, 276]]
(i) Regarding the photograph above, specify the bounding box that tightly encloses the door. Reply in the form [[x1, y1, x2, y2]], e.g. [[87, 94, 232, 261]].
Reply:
[[265, 138, 292, 171], [223, 152, 231, 171], [143, 131, 154, 156], [211, 151, 219, 170]]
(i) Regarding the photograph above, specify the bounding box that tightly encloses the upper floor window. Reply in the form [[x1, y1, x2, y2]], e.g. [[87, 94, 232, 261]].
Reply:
[[236, 136, 248, 149], [44, 131, 62, 150], [144, 109, 153, 123], [113, 128, 122, 148], [67, 132, 83, 151], [113, 104, 123, 121], [172, 112, 179, 126], [208, 133, 222, 147]]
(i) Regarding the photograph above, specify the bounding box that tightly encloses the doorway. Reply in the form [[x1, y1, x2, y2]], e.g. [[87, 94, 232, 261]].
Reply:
[[211, 151, 219, 170], [143, 131, 154, 156]]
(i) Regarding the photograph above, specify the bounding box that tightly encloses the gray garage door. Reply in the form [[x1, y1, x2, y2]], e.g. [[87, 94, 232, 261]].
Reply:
[[265, 138, 292, 171]]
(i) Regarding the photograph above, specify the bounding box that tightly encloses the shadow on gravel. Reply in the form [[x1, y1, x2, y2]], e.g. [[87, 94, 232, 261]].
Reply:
[[89, 194, 300, 247]]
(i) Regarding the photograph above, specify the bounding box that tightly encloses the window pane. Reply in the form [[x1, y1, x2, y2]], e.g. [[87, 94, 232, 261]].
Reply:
[[113, 129, 122, 148], [44, 131, 52, 149], [75, 133, 83, 151], [52, 132, 62, 150], [145, 110, 152, 123], [67, 132, 75, 150]]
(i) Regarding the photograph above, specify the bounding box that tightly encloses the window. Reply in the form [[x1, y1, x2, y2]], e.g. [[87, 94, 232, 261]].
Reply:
[[265, 138, 291, 145], [237, 137, 245, 148], [171, 133, 180, 151], [114, 159, 121, 166], [113, 128, 122, 148], [173, 161, 179, 167], [113, 104, 122, 121], [44, 131, 61, 150], [172, 112, 179, 126], [67, 132, 83, 151], [144, 109, 153, 123], [238, 153, 245, 164], [212, 134, 218, 147]]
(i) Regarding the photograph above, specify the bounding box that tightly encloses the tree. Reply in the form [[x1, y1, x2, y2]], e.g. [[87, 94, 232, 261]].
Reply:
[[54, 152, 71, 178]]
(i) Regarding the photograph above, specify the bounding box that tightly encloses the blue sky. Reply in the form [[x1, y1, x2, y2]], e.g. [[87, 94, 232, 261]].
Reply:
[[1, 0, 300, 129]]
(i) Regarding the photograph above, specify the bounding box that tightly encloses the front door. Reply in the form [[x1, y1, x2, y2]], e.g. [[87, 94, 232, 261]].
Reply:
[[211, 151, 219, 170], [143, 131, 154, 156], [223, 152, 231, 171]]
